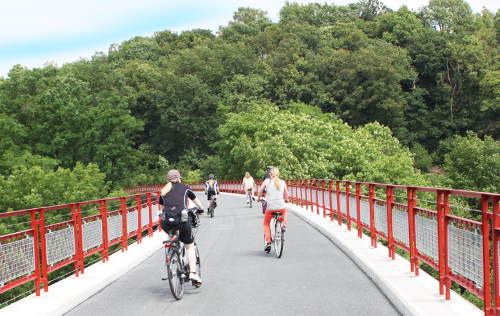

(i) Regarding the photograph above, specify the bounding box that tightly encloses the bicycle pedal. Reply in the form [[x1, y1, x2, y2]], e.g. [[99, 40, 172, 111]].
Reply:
[[192, 280, 202, 287]]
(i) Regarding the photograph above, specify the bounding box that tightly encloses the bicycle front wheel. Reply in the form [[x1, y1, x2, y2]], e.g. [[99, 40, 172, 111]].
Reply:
[[167, 251, 185, 300], [273, 219, 284, 258]]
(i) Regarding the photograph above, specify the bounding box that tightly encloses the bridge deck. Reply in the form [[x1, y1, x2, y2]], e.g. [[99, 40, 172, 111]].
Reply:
[[64, 193, 398, 316]]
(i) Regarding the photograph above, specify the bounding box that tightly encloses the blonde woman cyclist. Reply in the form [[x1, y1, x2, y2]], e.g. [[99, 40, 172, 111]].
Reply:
[[159, 170, 205, 285], [257, 167, 288, 253], [242, 172, 255, 205], [205, 174, 219, 211]]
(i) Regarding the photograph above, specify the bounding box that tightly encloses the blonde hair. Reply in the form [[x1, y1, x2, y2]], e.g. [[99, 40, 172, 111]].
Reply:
[[244, 172, 252, 178], [161, 179, 180, 196], [208, 179, 215, 188], [270, 167, 281, 190]]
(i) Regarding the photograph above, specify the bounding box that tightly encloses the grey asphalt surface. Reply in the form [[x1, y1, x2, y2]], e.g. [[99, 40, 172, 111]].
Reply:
[[64, 193, 400, 316]]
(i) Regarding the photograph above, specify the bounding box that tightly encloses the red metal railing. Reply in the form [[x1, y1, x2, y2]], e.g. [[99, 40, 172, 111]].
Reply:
[[0, 182, 208, 300], [214, 179, 498, 316], [1, 179, 498, 314]]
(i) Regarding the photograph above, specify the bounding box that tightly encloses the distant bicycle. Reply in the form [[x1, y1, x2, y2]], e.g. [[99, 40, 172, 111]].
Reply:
[[246, 188, 253, 208], [163, 208, 202, 300], [208, 195, 217, 218]]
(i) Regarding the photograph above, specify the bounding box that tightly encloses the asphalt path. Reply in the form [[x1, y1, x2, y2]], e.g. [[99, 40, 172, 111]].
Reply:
[[64, 193, 400, 316]]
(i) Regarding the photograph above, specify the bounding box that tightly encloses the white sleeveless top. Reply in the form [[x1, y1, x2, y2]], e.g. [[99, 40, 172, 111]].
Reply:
[[264, 179, 287, 210], [243, 177, 254, 190]]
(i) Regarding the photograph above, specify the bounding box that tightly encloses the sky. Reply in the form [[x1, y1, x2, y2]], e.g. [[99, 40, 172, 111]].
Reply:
[[0, 0, 498, 77]]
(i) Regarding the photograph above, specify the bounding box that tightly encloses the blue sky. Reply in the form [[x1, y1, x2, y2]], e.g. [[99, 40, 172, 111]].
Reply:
[[0, 0, 498, 77]]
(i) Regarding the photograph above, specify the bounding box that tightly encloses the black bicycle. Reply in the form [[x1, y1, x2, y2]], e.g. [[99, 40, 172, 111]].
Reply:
[[163, 208, 202, 300], [246, 189, 253, 208], [208, 195, 217, 218]]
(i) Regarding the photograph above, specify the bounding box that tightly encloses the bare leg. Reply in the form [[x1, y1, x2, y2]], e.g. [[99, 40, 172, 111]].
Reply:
[[185, 242, 197, 274]]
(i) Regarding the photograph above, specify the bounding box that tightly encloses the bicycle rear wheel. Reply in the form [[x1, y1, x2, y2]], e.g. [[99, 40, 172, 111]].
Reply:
[[167, 251, 184, 300], [273, 218, 284, 258], [249, 193, 252, 208], [194, 242, 201, 276]]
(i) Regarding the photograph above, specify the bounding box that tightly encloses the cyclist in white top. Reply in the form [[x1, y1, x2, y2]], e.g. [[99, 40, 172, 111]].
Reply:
[[242, 172, 255, 204], [257, 167, 288, 253]]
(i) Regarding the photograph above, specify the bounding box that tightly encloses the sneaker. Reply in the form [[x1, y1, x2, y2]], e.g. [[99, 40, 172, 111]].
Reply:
[[264, 242, 271, 253], [246, 201, 249, 204], [190, 272, 202, 287]]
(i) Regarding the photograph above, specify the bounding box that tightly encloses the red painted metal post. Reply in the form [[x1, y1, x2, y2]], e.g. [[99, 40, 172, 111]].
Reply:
[[300, 179, 304, 208], [336, 181, 342, 226], [39, 209, 48, 292], [31, 209, 41, 296], [481, 195, 493, 316], [156, 191, 162, 232], [147, 193, 153, 236], [305, 180, 309, 211], [346, 182, 351, 231], [437, 191, 445, 295], [315, 179, 320, 215], [309, 179, 314, 212], [73, 203, 84, 275], [386, 186, 395, 259], [369, 184, 377, 247], [322, 180, 326, 218], [356, 183, 362, 238], [407, 188, 417, 274], [120, 197, 128, 252], [135, 195, 142, 243], [492, 196, 500, 316], [100, 200, 109, 261], [328, 180, 334, 221]]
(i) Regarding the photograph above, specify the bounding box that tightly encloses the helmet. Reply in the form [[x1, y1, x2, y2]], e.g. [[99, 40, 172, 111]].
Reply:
[[266, 166, 273, 171], [208, 174, 215, 179]]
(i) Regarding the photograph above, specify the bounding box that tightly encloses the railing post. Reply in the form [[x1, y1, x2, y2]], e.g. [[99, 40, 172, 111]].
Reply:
[[328, 180, 334, 221], [369, 184, 377, 247], [309, 179, 314, 212], [100, 200, 109, 261], [407, 188, 418, 275], [336, 181, 342, 226], [386, 186, 395, 259], [135, 195, 142, 244], [481, 195, 493, 316], [356, 183, 362, 238], [304, 179, 309, 211], [147, 193, 153, 236], [73, 203, 84, 275], [315, 179, 320, 215], [300, 179, 304, 208], [156, 191, 163, 232], [322, 180, 326, 218], [492, 196, 500, 316], [120, 197, 128, 252], [39, 208, 48, 292], [31, 209, 41, 296], [346, 181, 351, 231]]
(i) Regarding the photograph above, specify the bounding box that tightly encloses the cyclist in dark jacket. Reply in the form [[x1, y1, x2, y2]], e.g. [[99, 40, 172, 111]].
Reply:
[[159, 169, 204, 286]]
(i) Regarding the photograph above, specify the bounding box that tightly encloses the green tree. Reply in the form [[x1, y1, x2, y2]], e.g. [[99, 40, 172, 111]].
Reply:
[[442, 132, 500, 193]]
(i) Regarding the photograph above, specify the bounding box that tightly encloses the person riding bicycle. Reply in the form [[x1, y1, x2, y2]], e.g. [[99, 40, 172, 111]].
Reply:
[[242, 172, 255, 204], [159, 169, 205, 286], [257, 167, 288, 253], [263, 166, 272, 181], [205, 174, 219, 210]]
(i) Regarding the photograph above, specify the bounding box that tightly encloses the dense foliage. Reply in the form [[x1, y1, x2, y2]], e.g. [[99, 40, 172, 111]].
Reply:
[[0, 0, 498, 213]]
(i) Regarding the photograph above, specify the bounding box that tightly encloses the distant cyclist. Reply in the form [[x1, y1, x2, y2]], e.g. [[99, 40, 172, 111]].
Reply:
[[205, 174, 219, 210], [259, 166, 273, 214], [257, 167, 288, 253], [263, 166, 272, 181], [242, 172, 256, 204], [159, 169, 205, 285]]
